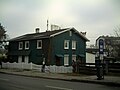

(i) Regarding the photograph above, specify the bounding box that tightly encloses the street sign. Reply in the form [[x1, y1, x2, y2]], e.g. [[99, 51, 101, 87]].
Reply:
[[99, 39, 104, 60], [99, 39, 104, 54]]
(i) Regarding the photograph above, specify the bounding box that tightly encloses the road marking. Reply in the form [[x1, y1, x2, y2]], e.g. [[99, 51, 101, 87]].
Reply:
[[46, 85, 73, 90], [0, 78, 9, 81]]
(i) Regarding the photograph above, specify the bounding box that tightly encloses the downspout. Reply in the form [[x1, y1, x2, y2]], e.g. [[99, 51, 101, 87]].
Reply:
[[47, 37, 52, 65]]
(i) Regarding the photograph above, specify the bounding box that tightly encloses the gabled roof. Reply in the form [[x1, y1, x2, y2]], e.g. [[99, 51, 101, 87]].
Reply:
[[96, 36, 120, 41], [9, 27, 89, 41]]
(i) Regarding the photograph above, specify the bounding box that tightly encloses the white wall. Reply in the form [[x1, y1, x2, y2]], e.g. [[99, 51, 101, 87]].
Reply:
[[86, 53, 95, 63]]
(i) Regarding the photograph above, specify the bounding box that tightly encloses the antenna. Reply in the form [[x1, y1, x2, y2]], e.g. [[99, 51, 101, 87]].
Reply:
[[47, 19, 49, 31]]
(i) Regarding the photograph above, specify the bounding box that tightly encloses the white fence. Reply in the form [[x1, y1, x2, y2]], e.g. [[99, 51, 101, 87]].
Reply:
[[2, 62, 72, 73]]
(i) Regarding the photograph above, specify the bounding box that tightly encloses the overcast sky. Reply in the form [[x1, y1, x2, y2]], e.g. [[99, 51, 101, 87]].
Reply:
[[0, 0, 120, 45]]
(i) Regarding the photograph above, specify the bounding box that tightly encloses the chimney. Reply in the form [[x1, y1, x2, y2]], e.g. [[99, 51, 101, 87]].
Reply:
[[35, 28, 40, 33], [81, 32, 86, 36], [51, 24, 61, 31]]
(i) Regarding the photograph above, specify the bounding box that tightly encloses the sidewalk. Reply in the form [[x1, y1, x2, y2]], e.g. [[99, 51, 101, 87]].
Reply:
[[0, 68, 120, 87]]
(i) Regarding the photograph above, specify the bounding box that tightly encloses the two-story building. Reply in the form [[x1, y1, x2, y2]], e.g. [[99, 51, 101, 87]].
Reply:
[[8, 27, 89, 66]]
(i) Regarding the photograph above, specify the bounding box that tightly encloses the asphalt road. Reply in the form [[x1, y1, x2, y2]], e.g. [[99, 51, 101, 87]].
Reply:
[[0, 73, 119, 90]]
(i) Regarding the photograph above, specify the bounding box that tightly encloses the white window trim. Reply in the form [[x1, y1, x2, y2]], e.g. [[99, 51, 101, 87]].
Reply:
[[64, 40, 69, 49], [19, 42, 23, 50], [64, 55, 69, 66], [72, 41, 76, 50], [37, 40, 42, 49], [25, 41, 29, 49]]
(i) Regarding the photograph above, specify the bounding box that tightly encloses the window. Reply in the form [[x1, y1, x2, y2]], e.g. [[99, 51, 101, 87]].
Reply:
[[24, 56, 29, 63], [69, 31, 72, 36], [37, 40, 42, 49], [64, 40, 69, 49], [72, 41, 76, 49], [19, 42, 23, 50], [72, 55, 76, 62], [18, 56, 22, 63], [25, 41, 29, 49], [64, 55, 69, 65]]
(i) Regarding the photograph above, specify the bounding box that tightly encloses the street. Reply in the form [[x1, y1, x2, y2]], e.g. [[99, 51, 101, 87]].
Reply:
[[0, 73, 119, 90]]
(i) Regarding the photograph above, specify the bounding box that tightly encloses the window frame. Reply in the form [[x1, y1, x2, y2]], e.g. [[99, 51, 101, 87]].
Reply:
[[25, 41, 29, 49], [37, 40, 42, 49], [19, 42, 23, 50], [64, 40, 69, 49]]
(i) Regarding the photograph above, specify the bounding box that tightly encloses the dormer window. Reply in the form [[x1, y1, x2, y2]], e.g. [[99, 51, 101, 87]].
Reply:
[[19, 42, 23, 50], [25, 41, 29, 49], [37, 40, 42, 49]]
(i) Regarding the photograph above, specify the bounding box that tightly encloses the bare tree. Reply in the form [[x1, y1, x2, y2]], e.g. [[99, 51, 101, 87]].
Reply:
[[114, 25, 120, 37], [113, 25, 120, 61]]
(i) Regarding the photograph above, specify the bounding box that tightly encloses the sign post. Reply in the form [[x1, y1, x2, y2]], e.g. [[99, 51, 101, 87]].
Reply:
[[97, 38, 104, 80]]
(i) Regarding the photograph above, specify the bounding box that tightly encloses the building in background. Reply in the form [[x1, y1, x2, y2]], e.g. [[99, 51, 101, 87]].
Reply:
[[96, 36, 120, 63]]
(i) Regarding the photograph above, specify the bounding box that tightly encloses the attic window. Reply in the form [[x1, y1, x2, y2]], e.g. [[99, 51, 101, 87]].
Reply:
[[37, 40, 42, 49], [19, 42, 23, 50], [25, 41, 29, 49], [69, 31, 72, 36]]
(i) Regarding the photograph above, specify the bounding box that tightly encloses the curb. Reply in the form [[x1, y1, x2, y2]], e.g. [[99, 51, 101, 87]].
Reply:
[[70, 79, 120, 87], [0, 71, 120, 87]]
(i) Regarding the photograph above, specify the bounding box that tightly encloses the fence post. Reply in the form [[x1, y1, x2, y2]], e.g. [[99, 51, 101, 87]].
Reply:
[[21, 62, 23, 69], [30, 62, 32, 70], [105, 63, 108, 74]]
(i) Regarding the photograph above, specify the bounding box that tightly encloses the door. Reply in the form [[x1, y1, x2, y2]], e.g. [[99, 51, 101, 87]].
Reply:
[[56, 57, 60, 66]]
